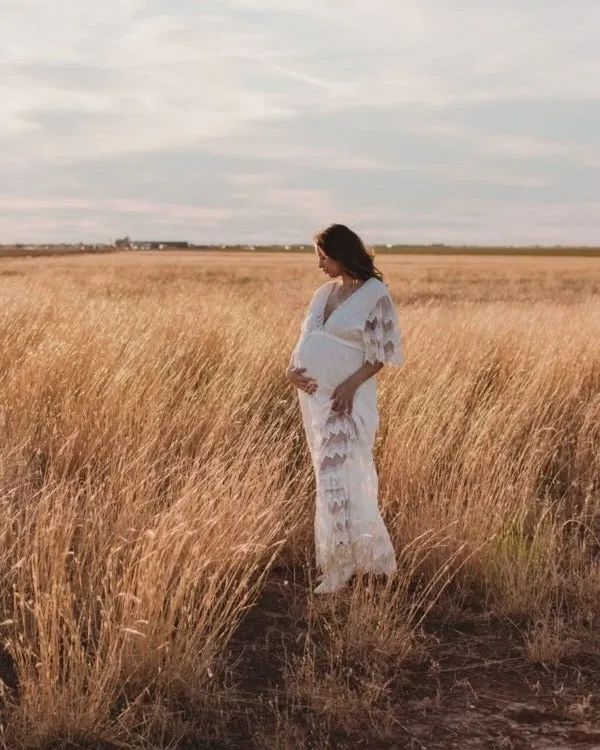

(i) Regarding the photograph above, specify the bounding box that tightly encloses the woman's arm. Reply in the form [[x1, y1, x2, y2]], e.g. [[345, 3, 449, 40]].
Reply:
[[348, 361, 384, 389], [331, 361, 383, 415]]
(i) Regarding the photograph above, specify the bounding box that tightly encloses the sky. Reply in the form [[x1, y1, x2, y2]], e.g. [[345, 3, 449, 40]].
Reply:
[[1, 0, 599, 245]]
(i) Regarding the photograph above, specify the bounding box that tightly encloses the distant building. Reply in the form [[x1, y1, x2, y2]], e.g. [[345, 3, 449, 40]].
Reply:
[[131, 240, 189, 250], [113, 237, 190, 250]]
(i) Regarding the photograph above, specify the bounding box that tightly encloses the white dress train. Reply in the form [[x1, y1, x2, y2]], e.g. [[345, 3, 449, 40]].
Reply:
[[291, 277, 404, 590]]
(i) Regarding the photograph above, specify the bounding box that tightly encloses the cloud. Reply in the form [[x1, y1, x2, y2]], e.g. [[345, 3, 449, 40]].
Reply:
[[1, 0, 599, 243]]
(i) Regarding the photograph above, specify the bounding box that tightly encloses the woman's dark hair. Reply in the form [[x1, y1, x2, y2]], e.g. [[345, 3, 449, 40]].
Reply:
[[314, 224, 383, 282]]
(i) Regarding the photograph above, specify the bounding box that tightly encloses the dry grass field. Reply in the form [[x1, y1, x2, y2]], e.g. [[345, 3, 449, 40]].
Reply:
[[0, 250, 599, 749]]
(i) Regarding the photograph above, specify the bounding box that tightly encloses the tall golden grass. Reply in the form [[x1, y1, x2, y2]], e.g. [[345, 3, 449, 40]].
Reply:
[[0, 251, 598, 747]]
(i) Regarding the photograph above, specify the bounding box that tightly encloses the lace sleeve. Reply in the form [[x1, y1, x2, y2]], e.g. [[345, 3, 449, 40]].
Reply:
[[363, 293, 404, 366]]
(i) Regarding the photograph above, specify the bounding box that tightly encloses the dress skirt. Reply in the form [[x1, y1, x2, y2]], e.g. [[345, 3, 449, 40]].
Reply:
[[295, 329, 397, 579]]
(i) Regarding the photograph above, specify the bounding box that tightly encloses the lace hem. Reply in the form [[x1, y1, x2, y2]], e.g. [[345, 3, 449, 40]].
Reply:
[[363, 294, 403, 366], [315, 517, 398, 576]]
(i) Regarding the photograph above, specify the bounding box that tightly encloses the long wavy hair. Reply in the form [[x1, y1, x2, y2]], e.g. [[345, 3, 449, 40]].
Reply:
[[313, 224, 383, 282]]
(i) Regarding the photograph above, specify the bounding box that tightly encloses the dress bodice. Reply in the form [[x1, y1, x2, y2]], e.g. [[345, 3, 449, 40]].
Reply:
[[294, 277, 403, 367]]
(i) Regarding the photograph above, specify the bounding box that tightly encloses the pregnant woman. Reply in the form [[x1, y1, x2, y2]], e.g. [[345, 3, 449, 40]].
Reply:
[[287, 224, 404, 594]]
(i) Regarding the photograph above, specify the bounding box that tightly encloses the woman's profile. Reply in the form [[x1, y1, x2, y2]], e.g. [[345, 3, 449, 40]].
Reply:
[[287, 224, 404, 594]]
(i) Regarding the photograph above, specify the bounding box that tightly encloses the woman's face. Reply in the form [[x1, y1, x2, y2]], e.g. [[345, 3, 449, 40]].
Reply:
[[315, 244, 345, 278]]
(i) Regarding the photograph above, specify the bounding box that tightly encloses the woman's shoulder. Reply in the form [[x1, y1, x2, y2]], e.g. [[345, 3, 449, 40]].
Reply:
[[320, 279, 337, 291], [366, 277, 390, 298], [311, 280, 335, 298], [303, 280, 334, 311]]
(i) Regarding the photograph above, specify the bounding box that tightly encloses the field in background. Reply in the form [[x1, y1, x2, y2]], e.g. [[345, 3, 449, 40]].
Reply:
[[0, 251, 599, 748], [1, 243, 600, 259]]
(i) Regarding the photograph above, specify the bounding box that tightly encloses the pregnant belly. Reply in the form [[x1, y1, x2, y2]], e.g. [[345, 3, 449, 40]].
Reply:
[[296, 332, 364, 391]]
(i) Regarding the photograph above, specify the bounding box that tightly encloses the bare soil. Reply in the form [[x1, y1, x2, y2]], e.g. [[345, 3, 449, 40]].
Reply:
[[228, 569, 600, 750]]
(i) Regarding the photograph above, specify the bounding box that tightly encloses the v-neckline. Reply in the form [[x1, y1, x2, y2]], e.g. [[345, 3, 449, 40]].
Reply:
[[322, 277, 372, 327]]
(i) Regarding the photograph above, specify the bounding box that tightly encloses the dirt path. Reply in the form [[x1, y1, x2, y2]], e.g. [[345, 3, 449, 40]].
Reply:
[[228, 570, 600, 750]]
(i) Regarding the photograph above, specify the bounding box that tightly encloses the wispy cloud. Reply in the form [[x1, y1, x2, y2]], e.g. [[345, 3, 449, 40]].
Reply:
[[1, 0, 599, 243]]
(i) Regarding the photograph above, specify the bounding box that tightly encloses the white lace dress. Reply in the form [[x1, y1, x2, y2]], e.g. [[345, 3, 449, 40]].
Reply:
[[291, 277, 404, 583]]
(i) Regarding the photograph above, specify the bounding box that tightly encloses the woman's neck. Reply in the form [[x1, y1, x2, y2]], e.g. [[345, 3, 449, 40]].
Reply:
[[339, 273, 361, 288]]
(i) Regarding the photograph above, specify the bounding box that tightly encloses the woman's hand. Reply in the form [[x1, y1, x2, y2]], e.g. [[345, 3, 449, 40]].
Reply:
[[331, 379, 357, 415], [286, 366, 318, 395]]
